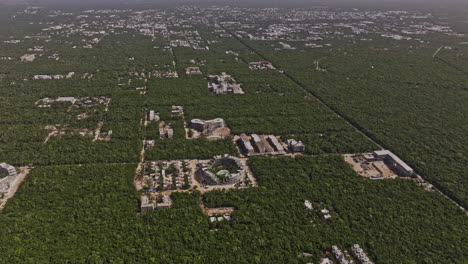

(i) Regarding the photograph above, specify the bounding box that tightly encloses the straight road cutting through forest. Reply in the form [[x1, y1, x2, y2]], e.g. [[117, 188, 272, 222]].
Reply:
[[221, 26, 466, 213]]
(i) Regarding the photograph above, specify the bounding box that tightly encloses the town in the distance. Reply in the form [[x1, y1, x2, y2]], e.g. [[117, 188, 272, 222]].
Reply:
[[0, 1, 467, 263]]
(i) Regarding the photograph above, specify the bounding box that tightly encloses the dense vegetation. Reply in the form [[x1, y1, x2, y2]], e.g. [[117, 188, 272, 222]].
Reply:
[[246, 34, 468, 208], [0, 5, 466, 263], [0, 157, 465, 263]]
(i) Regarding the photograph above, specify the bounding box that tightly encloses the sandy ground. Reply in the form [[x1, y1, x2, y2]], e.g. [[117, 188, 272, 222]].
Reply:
[[203, 206, 236, 216], [185, 127, 231, 140], [0, 166, 32, 210], [344, 154, 398, 179]]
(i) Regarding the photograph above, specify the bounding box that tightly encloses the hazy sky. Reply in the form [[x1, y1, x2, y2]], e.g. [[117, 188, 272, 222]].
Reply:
[[1, 0, 467, 9]]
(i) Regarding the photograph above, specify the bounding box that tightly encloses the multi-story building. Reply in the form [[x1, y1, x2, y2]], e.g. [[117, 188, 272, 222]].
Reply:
[[371, 150, 413, 177]]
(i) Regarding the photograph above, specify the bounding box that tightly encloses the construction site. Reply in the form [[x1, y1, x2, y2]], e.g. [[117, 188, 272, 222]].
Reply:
[[207, 72, 244, 94], [0, 163, 32, 210], [185, 67, 202, 75], [43, 124, 112, 142], [205, 206, 235, 223], [35, 96, 111, 110], [159, 122, 174, 139], [186, 118, 231, 140], [135, 160, 194, 193], [136, 157, 257, 213], [248, 61, 275, 70], [147, 110, 160, 122], [37, 96, 112, 143], [136, 159, 193, 213], [344, 150, 414, 180], [140, 194, 173, 213], [171, 105, 184, 116], [195, 154, 257, 192]]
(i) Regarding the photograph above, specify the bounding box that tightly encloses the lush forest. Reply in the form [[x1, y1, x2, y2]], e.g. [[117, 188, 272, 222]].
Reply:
[[245, 34, 468, 208], [0, 23, 378, 166], [0, 156, 466, 263], [0, 5, 466, 264]]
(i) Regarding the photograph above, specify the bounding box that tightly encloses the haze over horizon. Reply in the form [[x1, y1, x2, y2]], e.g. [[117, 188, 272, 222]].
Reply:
[[1, 0, 468, 9]]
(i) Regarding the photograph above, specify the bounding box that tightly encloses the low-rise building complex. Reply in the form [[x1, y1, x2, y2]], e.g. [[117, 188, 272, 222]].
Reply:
[[188, 118, 230, 139], [207, 72, 244, 94], [236, 134, 305, 156]]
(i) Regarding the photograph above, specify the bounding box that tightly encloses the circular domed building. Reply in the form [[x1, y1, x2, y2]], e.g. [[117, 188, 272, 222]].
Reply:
[[197, 155, 246, 185]]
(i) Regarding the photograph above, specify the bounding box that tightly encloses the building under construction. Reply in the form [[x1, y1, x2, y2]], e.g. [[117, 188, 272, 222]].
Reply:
[[140, 194, 172, 213], [368, 150, 414, 177], [0, 163, 17, 194], [188, 118, 230, 139], [196, 155, 246, 186], [237, 133, 290, 156], [159, 122, 174, 139], [248, 61, 275, 70]]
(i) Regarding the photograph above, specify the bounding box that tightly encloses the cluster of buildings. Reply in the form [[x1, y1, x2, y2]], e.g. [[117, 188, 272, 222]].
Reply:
[[216, 8, 458, 50], [123, 68, 177, 83], [239, 134, 285, 156], [28, 45, 44, 52], [169, 29, 208, 50], [318, 258, 333, 264], [170, 39, 190, 47], [0, 163, 17, 195], [8, 5, 460, 78], [140, 194, 172, 213], [351, 244, 373, 264], [43, 124, 112, 142], [188, 118, 230, 140], [159, 122, 174, 139], [47, 53, 60, 61], [248, 61, 274, 70], [43, 125, 86, 139], [142, 160, 193, 192], [82, 73, 93, 79], [147, 110, 161, 122], [332, 246, 349, 264], [381, 34, 412, 41], [36, 96, 110, 109], [345, 150, 414, 180], [77, 96, 111, 108], [321, 208, 332, 220], [36, 96, 112, 142], [205, 206, 235, 223], [210, 214, 231, 222], [286, 139, 306, 153], [151, 70, 179, 78], [207, 72, 244, 95], [304, 200, 331, 220], [4, 40, 21, 44], [32, 72, 75, 80], [189, 59, 206, 65], [95, 129, 112, 142], [35, 97, 60, 108], [237, 134, 305, 156], [144, 140, 156, 149], [20, 54, 36, 62], [171, 105, 184, 116], [185, 67, 202, 75], [197, 155, 246, 186]]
